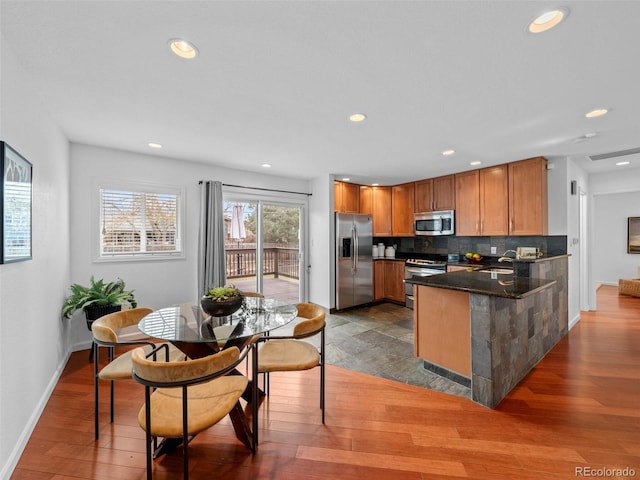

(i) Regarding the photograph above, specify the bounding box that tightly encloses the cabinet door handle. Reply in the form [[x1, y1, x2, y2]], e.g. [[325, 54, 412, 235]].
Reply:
[[509, 218, 513, 233]]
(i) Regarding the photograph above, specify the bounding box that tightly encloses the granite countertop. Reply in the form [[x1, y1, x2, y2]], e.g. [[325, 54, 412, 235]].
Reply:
[[405, 269, 556, 299], [373, 257, 405, 261]]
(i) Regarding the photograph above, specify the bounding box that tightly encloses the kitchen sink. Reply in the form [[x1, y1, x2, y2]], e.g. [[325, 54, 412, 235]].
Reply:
[[479, 268, 514, 275]]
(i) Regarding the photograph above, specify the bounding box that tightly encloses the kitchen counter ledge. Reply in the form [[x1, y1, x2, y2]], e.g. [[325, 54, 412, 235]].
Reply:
[[405, 269, 556, 299]]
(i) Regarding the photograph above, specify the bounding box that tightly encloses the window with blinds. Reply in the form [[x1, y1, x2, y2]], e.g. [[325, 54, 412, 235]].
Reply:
[[99, 184, 183, 260]]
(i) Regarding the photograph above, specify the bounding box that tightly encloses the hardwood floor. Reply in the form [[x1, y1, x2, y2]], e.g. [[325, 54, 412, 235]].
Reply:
[[11, 286, 640, 479]]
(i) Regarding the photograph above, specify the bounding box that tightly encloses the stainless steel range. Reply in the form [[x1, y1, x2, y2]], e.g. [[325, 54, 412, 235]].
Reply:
[[404, 258, 447, 309]]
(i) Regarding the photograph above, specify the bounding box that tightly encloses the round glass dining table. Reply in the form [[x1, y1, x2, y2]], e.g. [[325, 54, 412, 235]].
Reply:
[[138, 297, 298, 358]]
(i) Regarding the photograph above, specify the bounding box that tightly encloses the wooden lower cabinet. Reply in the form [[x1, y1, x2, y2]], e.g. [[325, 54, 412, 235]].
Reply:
[[384, 260, 405, 303], [373, 260, 405, 304], [414, 286, 471, 377], [446, 265, 470, 272], [373, 260, 385, 301]]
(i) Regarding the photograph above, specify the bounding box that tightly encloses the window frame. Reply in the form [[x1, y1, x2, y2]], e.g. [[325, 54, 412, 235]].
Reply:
[[93, 179, 186, 263]]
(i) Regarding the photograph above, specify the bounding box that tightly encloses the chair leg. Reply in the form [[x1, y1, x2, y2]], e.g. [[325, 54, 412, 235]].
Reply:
[[182, 386, 189, 480], [252, 342, 259, 449], [144, 387, 153, 480], [321, 362, 325, 424], [93, 342, 99, 440], [108, 346, 115, 423], [321, 329, 325, 424]]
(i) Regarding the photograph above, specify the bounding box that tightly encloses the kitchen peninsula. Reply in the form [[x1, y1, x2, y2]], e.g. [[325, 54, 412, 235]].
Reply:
[[407, 255, 568, 408]]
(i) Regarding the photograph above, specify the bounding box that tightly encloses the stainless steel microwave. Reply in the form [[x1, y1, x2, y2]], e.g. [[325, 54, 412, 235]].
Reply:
[[414, 210, 455, 236]]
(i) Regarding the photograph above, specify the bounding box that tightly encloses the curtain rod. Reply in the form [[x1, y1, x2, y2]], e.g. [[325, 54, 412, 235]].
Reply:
[[199, 180, 311, 196]]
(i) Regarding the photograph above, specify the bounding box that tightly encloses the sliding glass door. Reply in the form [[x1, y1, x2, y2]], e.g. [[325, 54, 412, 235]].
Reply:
[[222, 193, 306, 304]]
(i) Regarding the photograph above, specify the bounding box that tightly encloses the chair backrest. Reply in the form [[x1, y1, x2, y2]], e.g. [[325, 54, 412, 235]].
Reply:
[[91, 307, 153, 343], [293, 303, 326, 338], [131, 346, 241, 386]]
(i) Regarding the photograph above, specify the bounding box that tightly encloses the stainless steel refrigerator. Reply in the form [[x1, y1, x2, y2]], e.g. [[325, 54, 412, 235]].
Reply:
[[335, 213, 373, 310]]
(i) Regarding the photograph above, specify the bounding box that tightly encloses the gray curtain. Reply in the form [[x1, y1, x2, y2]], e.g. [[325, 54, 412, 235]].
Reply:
[[197, 181, 227, 299]]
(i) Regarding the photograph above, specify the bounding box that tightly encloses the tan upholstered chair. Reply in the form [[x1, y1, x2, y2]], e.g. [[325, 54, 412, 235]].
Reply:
[[92, 307, 185, 440], [257, 302, 326, 424], [131, 345, 249, 480]]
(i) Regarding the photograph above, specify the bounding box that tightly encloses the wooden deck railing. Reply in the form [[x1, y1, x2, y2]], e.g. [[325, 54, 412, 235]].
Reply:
[[226, 248, 299, 280]]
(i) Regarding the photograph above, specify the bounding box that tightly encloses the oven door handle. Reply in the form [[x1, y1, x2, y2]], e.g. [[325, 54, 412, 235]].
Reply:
[[405, 267, 429, 275]]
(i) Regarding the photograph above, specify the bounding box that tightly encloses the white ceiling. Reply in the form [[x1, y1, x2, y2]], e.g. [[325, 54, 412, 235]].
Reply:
[[2, 0, 639, 185]]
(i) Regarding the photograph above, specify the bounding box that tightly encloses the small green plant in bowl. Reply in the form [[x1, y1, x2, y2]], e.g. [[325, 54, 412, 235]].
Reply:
[[201, 285, 244, 317]]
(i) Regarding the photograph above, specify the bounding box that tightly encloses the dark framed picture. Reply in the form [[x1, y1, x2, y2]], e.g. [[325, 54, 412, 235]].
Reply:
[[628, 217, 640, 254], [1, 141, 32, 264]]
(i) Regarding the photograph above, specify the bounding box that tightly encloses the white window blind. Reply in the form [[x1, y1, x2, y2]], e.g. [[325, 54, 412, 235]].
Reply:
[[99, 186, 182, 259]]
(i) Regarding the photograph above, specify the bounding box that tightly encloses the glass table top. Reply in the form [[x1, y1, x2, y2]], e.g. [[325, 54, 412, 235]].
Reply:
[[138, 297, 298, 343]]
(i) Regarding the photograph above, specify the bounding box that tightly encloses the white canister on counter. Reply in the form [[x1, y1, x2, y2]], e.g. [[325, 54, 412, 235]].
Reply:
[[372, 245, 379, 257], [385, 246, 395, 258]]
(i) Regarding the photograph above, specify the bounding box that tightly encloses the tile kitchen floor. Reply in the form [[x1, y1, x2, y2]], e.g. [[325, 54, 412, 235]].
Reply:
[[278, 301, 471, 399]]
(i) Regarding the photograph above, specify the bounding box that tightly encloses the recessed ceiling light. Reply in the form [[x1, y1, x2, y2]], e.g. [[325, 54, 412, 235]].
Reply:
[[169, 38, 198, 59], [372, 183, 379, 186], [148, 142, 162, 149], [261, 163, 271, 168], [342, 177, 350, 182], [616, 161, 630, 166], [470, 161, 482, 166], [349, 113, 367, 122], [442, 149, 455, 156], [528, 8, 568, 33], [585, 108, 610, 118], [573, 132, 599, 143]]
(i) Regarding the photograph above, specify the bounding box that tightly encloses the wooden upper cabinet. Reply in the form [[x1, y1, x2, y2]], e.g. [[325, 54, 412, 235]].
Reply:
[[334, 181, 359, 213], [360, 185, 392, 236], [509, 157, 548, 235], [455, 170, 480, 236], [414, 175, 455, 212], [392, 182, 415, 236], [479, 165, 509, 235], [433, 175, 455, 211], [414, 179, 434, 212]]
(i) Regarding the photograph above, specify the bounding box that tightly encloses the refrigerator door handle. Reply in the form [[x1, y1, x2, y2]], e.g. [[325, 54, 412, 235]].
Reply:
[[353, 224, 358, 272]]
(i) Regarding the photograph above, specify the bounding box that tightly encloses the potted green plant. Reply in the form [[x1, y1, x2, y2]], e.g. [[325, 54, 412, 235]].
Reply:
[[61, 276, 137, 329], [201, 285, 244, 317]]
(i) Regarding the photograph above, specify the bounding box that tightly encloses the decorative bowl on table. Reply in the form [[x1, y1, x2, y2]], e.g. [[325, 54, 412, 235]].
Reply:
[[201, 295, 244, 317], [201, 285, 245, 317]]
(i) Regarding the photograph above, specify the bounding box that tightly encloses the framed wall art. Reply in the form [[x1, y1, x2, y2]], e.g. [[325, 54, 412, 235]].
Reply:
[[1, 141, 32, 264], [628, 217, 640, 254]]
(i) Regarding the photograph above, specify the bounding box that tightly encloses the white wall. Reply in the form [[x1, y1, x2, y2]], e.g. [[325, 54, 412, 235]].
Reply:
[[68, 143, 318, 350], [547, 157, 585, 327], [308, 175, 332, 307], [0, 35, 71, 478], [567, 158, 589, 319], [590, 167, 640, 287], [547, 158, 568, 236]]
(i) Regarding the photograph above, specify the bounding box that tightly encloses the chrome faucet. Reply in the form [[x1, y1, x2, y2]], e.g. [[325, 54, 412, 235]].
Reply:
[[498, 249, 517, 263]]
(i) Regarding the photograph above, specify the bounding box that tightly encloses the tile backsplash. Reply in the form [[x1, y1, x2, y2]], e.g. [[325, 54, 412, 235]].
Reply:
[[373, 235, 568, 259]]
